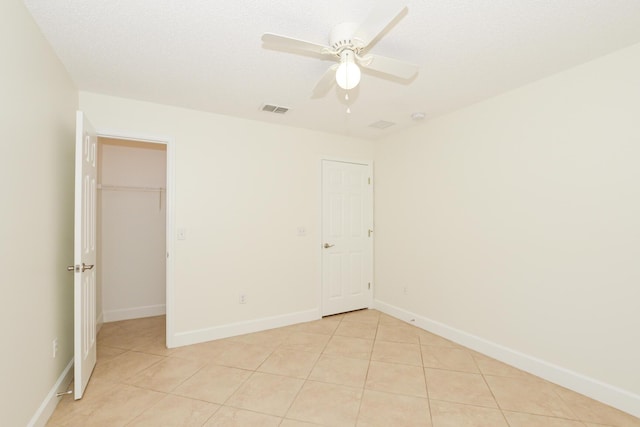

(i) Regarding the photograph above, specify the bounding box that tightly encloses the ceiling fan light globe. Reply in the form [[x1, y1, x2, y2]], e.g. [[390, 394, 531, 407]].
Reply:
[[336, 61, 361, 90]]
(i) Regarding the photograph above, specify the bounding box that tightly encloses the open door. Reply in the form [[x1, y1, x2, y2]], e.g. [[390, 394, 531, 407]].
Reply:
[[70, 111, 98, 399]]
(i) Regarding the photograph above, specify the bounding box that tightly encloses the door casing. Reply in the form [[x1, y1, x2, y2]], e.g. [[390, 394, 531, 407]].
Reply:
[[95, 129, 176, 347]]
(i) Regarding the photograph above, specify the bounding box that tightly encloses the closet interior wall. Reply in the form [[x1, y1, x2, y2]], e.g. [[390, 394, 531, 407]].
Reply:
[[97, 137, 167, 324]]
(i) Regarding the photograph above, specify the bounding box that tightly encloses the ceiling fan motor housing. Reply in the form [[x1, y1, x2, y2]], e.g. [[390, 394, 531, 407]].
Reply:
[[329, 22, 364, 53]]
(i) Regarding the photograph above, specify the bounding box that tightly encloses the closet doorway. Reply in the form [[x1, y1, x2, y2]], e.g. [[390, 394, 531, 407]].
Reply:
[[97, 137, 167, 325]]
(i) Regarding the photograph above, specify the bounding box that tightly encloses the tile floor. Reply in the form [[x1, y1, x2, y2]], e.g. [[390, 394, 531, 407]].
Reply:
[[46, 309, 640, 427]]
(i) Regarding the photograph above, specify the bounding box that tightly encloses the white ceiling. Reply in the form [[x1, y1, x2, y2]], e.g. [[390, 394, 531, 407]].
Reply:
[[24, 0, 640, 140]]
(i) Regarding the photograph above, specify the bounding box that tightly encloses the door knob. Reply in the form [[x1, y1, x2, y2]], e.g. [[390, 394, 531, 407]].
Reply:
[[81, 263, 95, 272], [323, 243, 335, 249], [67, 265, 76, 272]]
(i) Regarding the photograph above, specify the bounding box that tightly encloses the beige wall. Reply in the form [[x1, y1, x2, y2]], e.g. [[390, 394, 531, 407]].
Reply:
[[374, 42, 640, 407], [79, 92, 374, 339], [5, 0, 638, 420], [98, 139, 167, 322], [0, 1, 77, 425]]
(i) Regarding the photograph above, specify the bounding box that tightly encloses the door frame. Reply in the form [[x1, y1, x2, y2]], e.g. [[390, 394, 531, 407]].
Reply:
[[96, 128, 176, 347], [318, 157, 374, 316]]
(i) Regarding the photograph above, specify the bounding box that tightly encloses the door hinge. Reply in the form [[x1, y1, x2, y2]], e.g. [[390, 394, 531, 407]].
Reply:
[[368, 282, 371, 290], [368, 177, 371, 185], [368, 229, 373, 237]]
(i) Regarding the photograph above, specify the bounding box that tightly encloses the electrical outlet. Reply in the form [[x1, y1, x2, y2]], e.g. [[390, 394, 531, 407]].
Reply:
[[52, 338, 59, 358], [239, 294, 247, 304]]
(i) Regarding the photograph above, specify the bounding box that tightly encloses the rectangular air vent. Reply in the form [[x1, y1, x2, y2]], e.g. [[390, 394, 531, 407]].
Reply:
[[368, 120, 396, 129], [262, 104, 289, 114]]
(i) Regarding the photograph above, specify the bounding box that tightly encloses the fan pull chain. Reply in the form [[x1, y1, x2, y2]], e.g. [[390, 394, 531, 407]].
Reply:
[[345, 92, 351, 114]]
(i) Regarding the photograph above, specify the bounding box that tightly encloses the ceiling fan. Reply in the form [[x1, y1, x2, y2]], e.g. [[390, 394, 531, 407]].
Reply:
[[261, 3, 419, 98]]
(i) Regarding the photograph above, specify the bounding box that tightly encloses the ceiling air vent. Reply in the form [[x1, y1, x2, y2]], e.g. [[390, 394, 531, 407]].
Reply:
[[262, 104, 289, 114], [369, 120, 395, 129]]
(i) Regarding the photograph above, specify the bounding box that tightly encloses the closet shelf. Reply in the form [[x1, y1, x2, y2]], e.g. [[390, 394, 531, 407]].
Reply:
[[98, 184, 165, 192]]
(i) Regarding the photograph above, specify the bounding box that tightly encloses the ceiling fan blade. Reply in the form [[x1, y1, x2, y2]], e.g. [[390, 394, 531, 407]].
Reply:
[[311, 64, 339, 98], [353, 3, 408, 48], [359, 54, 418, 80], [262, 33, 333, 56]]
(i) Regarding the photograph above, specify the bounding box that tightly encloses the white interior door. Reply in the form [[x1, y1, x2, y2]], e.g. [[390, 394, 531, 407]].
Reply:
[[72, 111, 98, 400], [321, 160, 373, 316]]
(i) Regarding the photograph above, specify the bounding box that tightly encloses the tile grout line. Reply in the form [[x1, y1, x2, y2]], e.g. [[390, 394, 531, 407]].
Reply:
[[120, 389, 172, 427], [352, 312, 380, 426], [470, 354, 593, 425], [90, 350, 168, 425], [280, 312, 346, 425], [418, 330, 436, 427], [547, 381, 586, 424], [469, 350, 512, 426]]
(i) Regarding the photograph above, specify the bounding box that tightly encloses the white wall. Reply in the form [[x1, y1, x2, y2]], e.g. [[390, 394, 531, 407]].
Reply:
[[99, 138, 167, 322], [374, 42, 640, 415], [0, 1, 77, 425], [79, 92, 374, 344]]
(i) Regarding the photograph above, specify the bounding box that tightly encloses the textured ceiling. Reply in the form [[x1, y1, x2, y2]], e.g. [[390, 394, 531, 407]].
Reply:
[[23, 0, 640, 139]]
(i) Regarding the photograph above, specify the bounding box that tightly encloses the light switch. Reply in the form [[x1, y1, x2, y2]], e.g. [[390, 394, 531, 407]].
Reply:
[[177, 227, 186, 240], [296, 226, 307, 236]]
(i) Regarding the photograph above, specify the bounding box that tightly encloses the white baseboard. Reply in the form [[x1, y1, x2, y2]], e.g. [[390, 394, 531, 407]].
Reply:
[[373, 299, 640, 419], [27, 358, 73, 427], [170, 308, 320, 348], [103, 304, 166, 322]]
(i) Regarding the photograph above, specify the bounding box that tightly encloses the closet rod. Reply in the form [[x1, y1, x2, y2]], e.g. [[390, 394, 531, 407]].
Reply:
[[98, 184, 165, 192]]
